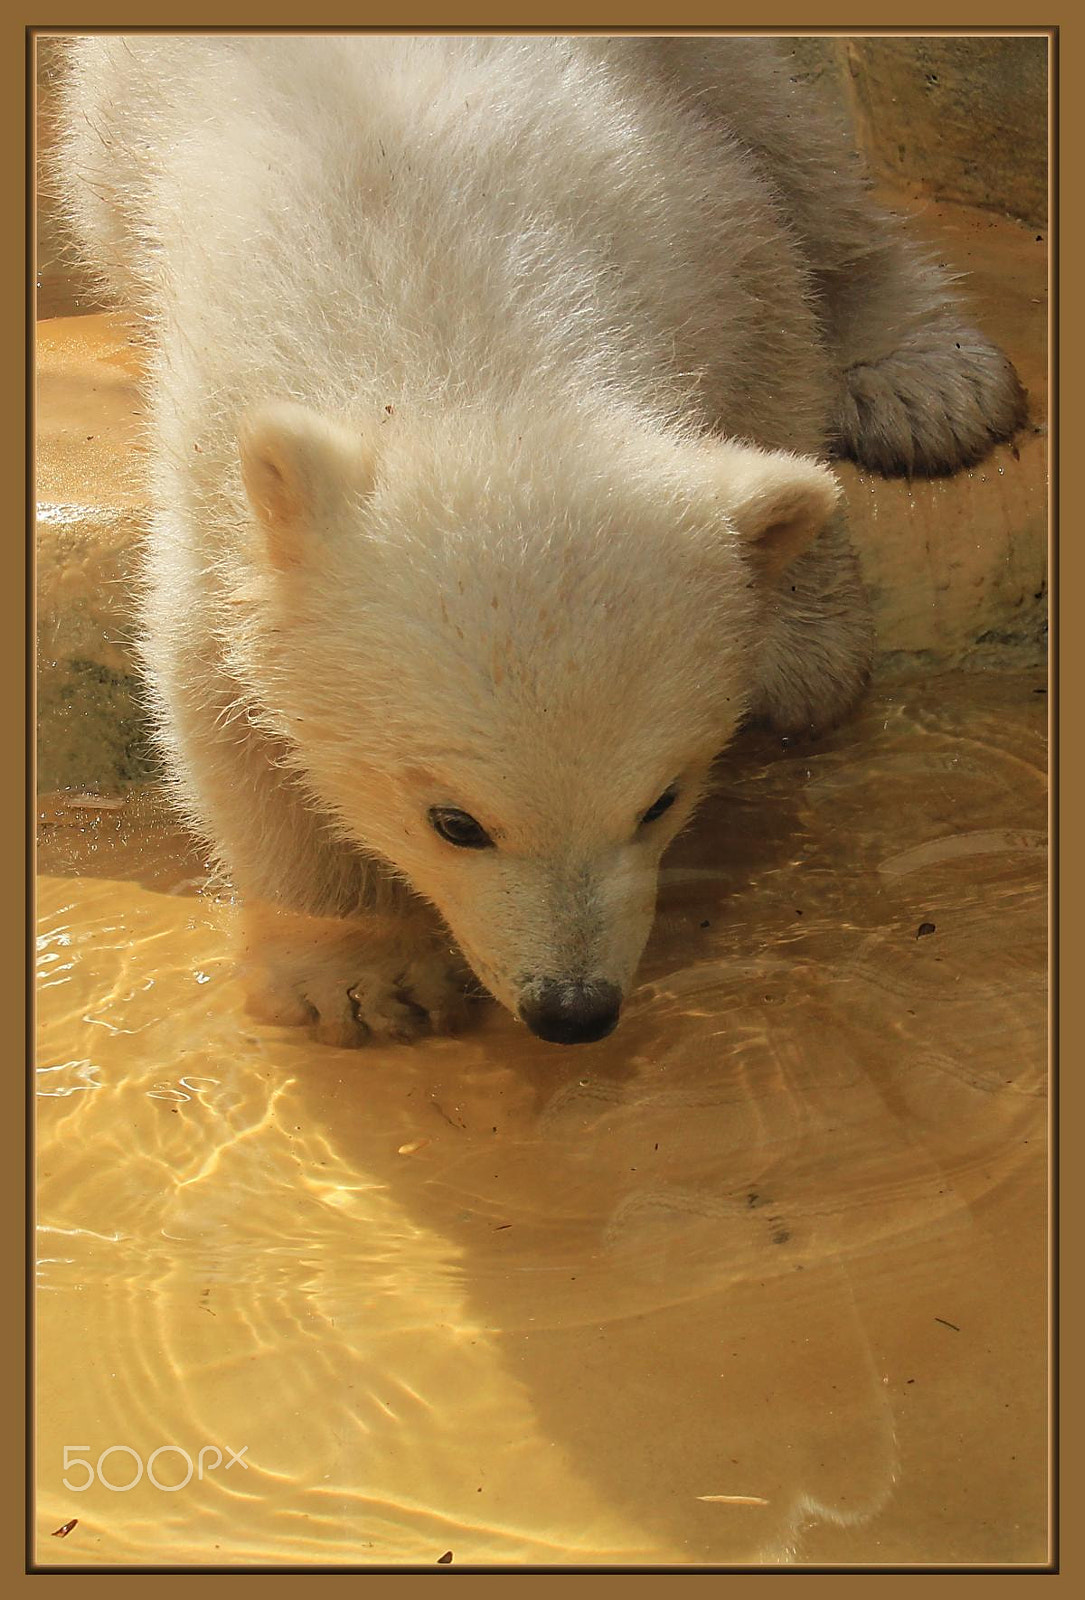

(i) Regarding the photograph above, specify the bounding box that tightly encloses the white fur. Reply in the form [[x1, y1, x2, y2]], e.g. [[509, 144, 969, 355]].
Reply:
[[53, 36, 1020, 1042]]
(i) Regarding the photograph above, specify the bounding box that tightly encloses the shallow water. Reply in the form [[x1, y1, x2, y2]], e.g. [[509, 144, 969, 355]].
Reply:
[[34, 670, 1048, 1568]]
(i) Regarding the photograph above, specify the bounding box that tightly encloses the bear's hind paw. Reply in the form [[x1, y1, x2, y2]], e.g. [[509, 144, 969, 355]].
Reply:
[[835, 328, 1027, 478]]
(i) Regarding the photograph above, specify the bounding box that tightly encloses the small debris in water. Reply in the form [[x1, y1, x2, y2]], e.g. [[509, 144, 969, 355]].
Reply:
[[696, 1494, 769, 1506], [430, 1099, 465, 1130], [934, 1316, 961, 1332], [916, 922, 936, 939], [397, 1138, 430, 1155], [437, 1550, 453, 1563], [700, 919, 711, 929], [51, 1519, 78, 1538]]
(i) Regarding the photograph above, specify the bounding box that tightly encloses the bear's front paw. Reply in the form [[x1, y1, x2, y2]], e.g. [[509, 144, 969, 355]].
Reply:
[[836, 328, 1027, 477], [314, 951, 473, 1047], [239, 904, 475, 1047]]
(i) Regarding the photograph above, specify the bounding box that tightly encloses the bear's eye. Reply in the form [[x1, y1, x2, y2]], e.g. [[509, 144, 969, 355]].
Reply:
[[428, 806, 494, 850], [640, 785, 678, 827]]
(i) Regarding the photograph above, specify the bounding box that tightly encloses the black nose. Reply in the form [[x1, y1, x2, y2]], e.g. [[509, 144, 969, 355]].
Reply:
[[518, 979, 623, 1045]]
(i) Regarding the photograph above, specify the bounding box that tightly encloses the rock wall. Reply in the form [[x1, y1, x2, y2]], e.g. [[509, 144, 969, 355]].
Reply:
[[785, 35, 1048, 227]]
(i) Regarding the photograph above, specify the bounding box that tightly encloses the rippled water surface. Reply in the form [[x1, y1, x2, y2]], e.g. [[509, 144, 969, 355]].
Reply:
[[35, 671, 1049, 1567]]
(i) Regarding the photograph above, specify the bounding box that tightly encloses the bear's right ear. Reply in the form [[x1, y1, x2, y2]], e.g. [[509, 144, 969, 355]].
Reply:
[[239, 401, 376, 569]]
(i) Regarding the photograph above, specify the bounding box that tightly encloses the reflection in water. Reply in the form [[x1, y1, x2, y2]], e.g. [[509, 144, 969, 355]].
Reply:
[[35, 672, 1048, 1566]]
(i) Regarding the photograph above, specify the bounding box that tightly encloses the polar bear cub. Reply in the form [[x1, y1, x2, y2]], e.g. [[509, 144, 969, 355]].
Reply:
[[55, 36, 1024, 1045]]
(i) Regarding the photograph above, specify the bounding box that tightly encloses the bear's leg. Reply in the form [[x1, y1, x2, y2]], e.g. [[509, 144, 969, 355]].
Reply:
[[156, 687, 474, 1046], [616, 37, 1027, 476], [746, 514, 875, 737]]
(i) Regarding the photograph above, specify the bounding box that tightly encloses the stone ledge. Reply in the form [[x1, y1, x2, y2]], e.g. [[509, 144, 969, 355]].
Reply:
[[838, 194, 1048, 669]]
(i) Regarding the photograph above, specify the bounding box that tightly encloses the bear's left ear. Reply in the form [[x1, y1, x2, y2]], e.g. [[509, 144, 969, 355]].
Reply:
[[709, 441, 842, 582], [239, 401, 376, 569]]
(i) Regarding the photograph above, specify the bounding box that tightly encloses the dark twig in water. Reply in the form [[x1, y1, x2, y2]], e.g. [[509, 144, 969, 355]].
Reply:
[[430, 1099, 466, 1130]]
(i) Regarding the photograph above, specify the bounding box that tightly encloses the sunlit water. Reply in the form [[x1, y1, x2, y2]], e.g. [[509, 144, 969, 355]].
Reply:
[[34, 670, 1048, 1568]]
